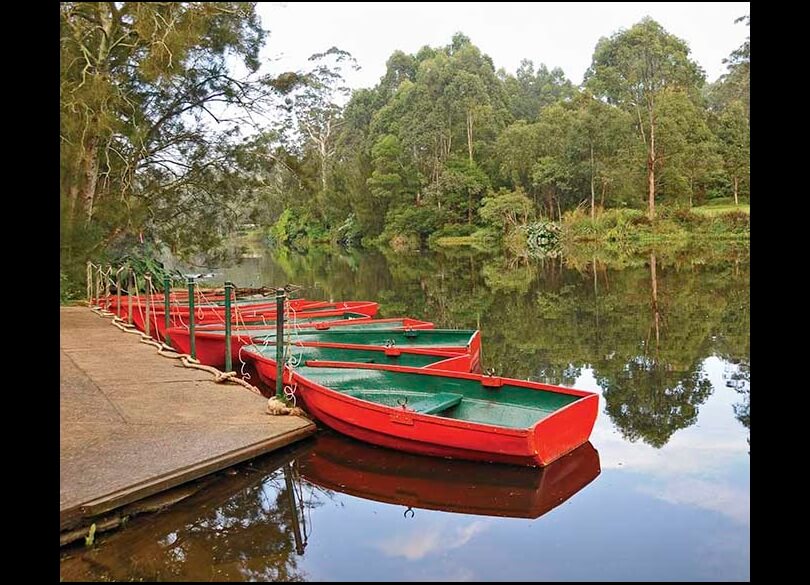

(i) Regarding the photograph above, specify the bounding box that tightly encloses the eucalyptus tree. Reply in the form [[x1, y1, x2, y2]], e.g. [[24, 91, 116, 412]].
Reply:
[[585, 18, 705, 219], [495, 120, 543, 193], [60, 2, 296, 274], [284, 47, 359, 212], [500, 59, 576, 121], [715, 101, 750, 205], [568, 92, 635, 218], [709, 15, 749, 118], [654, 89, 722, 206]]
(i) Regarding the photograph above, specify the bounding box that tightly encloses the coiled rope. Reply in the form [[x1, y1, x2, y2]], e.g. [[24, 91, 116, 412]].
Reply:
[[101, 309, 305, 417]]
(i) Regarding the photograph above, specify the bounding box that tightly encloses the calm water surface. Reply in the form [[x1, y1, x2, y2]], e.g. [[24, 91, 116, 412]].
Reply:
[[60, 243, 750, 581]]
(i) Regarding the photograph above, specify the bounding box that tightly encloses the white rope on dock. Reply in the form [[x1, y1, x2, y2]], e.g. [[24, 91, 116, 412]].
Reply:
[[96, 306, 306, 417]]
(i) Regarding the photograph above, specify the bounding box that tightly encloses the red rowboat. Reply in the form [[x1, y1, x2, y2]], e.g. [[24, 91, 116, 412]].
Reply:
[[167, 318, 441, 369], [257, 360, 598, 467], [132, 300, 380, 341]]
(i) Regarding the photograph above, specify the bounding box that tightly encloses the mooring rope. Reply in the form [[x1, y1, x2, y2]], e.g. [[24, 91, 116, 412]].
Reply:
[[97, 306, 305, 416]]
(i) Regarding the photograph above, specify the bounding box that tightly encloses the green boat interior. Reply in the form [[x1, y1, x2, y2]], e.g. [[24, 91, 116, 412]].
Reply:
[[251, 328, 477, 347], [296, 365, 581, 429]]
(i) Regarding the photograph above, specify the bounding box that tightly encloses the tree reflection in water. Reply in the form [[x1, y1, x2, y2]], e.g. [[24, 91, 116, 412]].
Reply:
[[59, 444, 325, 581], [231, 243, 748, 447]]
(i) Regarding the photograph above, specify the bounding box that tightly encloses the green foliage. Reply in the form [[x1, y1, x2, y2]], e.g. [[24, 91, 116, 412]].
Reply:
[[270, 208, 330, 250], [501, 60, 576, 121], [479, 187, 534, 231], [60, 2, 293, 293], [61, 270, 81, 304], [585, 17, 707, 217], [708, 15, 749, 118], [380, 206, 444, 248], [335, 213, 362, 247], [62, 12, 751, 263], [524, 221, 561, 257], [113, 246, 184, 292], [562, 205, 749, 246]]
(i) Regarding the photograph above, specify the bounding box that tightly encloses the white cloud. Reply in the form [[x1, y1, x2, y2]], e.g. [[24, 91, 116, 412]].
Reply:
[[639, 478, 750, 525], [375, 519, 490, 560]]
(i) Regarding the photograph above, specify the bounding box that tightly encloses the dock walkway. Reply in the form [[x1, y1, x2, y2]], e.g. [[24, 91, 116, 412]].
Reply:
[[60, 307, 315, 533]]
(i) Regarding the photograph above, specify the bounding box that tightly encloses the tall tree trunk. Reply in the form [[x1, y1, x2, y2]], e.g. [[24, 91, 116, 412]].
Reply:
[[320, 140, 328, 193], [733, 176, 739, 205], [590, 143, 595, 221], [647, 114, 656, 220], [466, 110, 474, 162], [82, 139, 99, 225]]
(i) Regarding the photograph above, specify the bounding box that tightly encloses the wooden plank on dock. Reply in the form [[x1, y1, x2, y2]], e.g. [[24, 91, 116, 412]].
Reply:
[[60, 307, 316, 532]]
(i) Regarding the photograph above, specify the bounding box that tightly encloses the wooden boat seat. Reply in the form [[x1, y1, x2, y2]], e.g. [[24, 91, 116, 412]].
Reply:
[[407, 392, 463, 415]]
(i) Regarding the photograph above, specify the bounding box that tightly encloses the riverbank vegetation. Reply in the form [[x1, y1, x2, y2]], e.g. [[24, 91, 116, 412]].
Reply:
[[61, 3, 749, 295]]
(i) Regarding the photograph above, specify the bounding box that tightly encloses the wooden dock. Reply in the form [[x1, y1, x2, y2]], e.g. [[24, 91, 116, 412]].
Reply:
[[60, 307, 316, 535]]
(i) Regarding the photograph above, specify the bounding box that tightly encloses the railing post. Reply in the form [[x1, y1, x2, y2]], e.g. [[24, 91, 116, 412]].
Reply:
[[163, 276, 171, 343], [144, 273, 152, 338], [188, 277, 196, 360], [96, 266, 103, 306], [127, 268, 133, 325], [105, 266, 111, 310], [86, 261, 92, 305], [276, 287, 285, 400], [116, 268, 123, 318], [224, 281, 234, 372]]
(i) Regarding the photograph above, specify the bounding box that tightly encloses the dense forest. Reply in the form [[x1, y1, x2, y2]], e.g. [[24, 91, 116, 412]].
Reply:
[[60, 3, 749, 290]]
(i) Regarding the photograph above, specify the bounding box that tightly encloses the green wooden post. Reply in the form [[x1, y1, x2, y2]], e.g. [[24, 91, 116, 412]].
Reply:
[[224, 281, 234, 372], [188, 277, 196, 360], [144, 273, 152, 337], [104, 265, 111, 310], [116, 268, 122, 318], [127, 268, 133, 325], [163, 276, 171, 343], [276, 287, 285, 399]]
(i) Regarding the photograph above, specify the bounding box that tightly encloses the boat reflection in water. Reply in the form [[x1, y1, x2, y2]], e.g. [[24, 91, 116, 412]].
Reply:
[[299, 431, 601, 519]]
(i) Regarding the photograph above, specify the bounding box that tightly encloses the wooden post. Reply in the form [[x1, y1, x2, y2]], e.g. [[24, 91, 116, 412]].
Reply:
[[86, 261, 92, 305], [163, 276, 171, 343], [276, 287, 285, 400], [144, 274, 152, 338], [116, 267, 123, 318], [188, 277, 196, 360], [224, 281, 234, 372], [127, 268, 133, 325]]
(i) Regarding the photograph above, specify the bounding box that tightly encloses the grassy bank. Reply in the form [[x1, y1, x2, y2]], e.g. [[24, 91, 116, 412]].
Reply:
[[562, 205, 749, 246], [692, 203, 750, 217]]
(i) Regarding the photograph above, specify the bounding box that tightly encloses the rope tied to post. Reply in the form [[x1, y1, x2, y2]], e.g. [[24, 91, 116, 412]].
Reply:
[[266, 396, 305, 416], [93, 293, 313, 415]]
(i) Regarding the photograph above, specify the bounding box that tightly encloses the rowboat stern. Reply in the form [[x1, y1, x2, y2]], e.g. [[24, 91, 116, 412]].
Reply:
[[530, 392, 599, 466]]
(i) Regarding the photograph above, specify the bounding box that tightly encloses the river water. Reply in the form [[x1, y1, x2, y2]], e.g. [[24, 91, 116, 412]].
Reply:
[[60, 242, 750, 581]]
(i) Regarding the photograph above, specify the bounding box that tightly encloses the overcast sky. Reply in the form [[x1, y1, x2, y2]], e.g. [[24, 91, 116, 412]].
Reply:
[[255, 2, 749, 89]]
